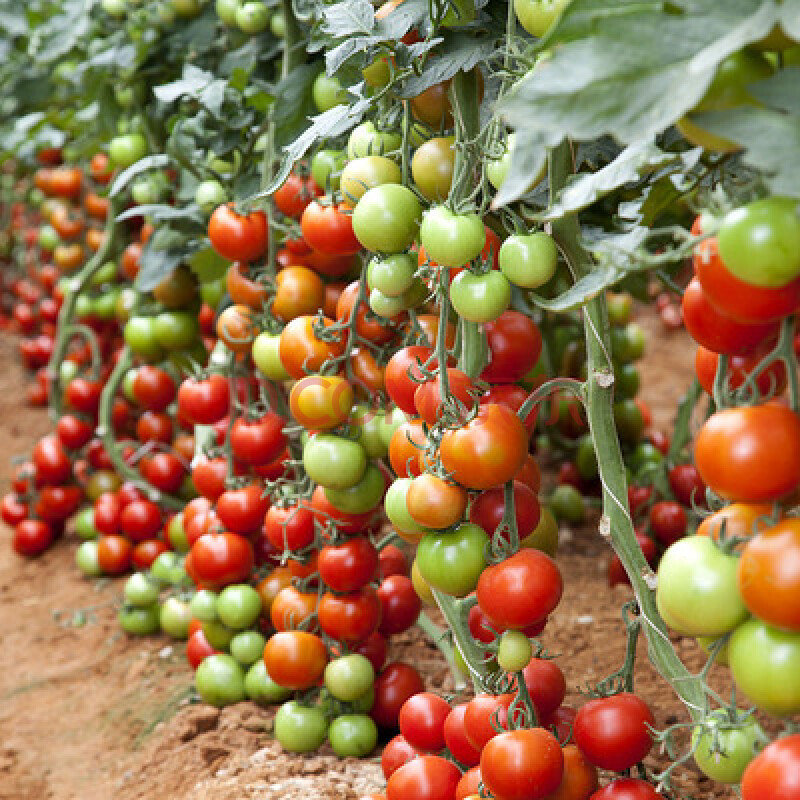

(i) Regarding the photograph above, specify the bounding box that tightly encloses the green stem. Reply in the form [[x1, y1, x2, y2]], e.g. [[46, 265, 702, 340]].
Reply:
[[47, 194, 121, 418], [548, 141, 706, 722], [432, 590, 488, 693], [99, 348, 182, 510], [279, 0, 304, 80], [416, 610, 468, 692]]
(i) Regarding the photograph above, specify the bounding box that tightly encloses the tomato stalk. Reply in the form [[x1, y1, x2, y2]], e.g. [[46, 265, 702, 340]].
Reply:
[[98, 346, 182, 510], [416, 610, 468, 692], [47, 193, 121, 418], [548, 140, 706, 722]]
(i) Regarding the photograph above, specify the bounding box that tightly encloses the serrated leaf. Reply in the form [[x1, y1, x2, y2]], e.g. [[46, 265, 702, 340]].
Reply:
[[116, 204, 203, 224], [135, 246, 185, 292], [154, 65, 216, 105], [375, 0, 430, 38], [272, 63, 320, 148], [326, 35, 382, 75], [778, 0, 800, 38], [399, 33, 495, 98], [539, 142, 702, 220], [692, 107, 800, 199], [501, 0, 780, 147], [322, 0, 375, 37], [110, 155, 171, 197], [531, 264, 621, 311]]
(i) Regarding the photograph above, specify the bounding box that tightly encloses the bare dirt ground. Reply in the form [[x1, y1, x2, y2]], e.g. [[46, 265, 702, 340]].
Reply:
[[0, 313, 740, 800]]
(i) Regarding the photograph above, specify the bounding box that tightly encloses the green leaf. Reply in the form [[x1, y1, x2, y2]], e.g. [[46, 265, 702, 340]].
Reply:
[[321, 0, 375, 37], [272, 63, 320, 148], [116, 204, 204, 224], [399, 32, 496, 98], [692, 106, 800, 198], [531, 264, 621, 311], [748, 67, 800, 116], [110, 155, 172, 198], [539, 142, 703, 220], [501, 0, 780, 146], [490, 129, 547, 209], [154, 65, 218, 105], [135, 246, 185, 292]]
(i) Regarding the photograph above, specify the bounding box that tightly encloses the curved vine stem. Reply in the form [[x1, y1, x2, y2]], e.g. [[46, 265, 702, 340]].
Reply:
[[47, 193, 122, 418], [548, 141, 706, 723]]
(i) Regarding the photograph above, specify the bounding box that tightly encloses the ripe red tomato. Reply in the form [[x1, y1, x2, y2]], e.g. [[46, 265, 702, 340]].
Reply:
[[216, 484, 270, 535], [741, 733, 800, 800], [667, 464, 706, 508], [133, 366, 176, 411], [190, 531, 254, 589], [481, 311, 542, 384], [377, 575, 421, 635], [319, 537, 378, 593], [469, 481, 541, 541], [178, 374, 229, 425], [33, 434, 72, 485], [317, 587, 382, 644], [208, 204, 268, 262], [589, 778, 664, 799], [477, 549, 563, 631], [371, 662, 425, 728], [694, 405, 800, 502], [56, 414, 94, 450], [192, 457, 229, 502], [480, 728, 564, 800], [386, 755, 461, 800], [695, 345, 787, 398], [97, 534, 133, 574], [274, 172, 319, 219], [386, 346, 436, 415], [230, 413, 287, 466], [520, 658, 567, 719], [381, 734, 422, 780], [140, 452, 185, 494], [443, 703, 481, 767], [301, 199, 361, 255], [187, 628, 219, 669], [12, 519, 54, 557], [574, 693, 654, 772], [264, 501, 316, 552], [648, 501, 687, 546], [463, 693, 515, 750], [398, 692, 451, 752], [414, 368, 478, 425]]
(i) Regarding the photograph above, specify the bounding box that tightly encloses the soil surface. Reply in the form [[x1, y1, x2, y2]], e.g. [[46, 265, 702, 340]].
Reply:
[[0, 313, 742, 800]]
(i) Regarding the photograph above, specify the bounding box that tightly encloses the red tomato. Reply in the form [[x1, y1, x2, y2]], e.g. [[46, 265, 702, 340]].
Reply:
[[476, 549, 563, 631], [387, 755, 461, 800], [480, 728, 564, 800], [264, 501, 316, 552], [317, 588, 382, 644], [589, 778, 664, 800], [178, 375, 229, 425], [97, 534, 133, 574], [262, 630, 328, 689], [464, 693, 515, 750], [520, 658, 567, 719], [378, 575, 421, 635], [230, 413, 287, 466], [190, 531, 254, 589], [12, 519, 54, 557], [444, 703, 481, 767], [187, 628, 219, 669], [371, 662, 425, 728], [667, 464, 706, 508], [574, 693, 654, 772], [469, 481, 541, 541], [481, 311, 542, 384], [301, 200, 361, 255], [208, 205, 268, 262], [216, 484, 270, 535], [33, 434, 72, 486], [414, 368, 478, 425], [648, 501, 687, 546], [386, 346, 436, 415], [741, 733, 800, 800], [319, 537, 379, 592], [274, 172, 319, 218], [192, 457, 229, 502], [694, 344, 787, 398], [398, 692, 452, 752], [119, 500, 162, 542], [382, 734, 422, 780]]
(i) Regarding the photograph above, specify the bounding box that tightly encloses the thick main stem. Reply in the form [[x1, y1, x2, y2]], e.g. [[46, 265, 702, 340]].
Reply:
[[548, 142, 705, 722]]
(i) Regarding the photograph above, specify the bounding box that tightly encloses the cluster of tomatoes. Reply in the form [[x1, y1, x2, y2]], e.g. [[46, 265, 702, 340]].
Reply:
[[650, 201, 800, 788]]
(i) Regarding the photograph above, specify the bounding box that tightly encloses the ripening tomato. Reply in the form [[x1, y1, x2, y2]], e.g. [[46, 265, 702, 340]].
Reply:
[[217, 304, 257, 354], [440, 403, 528, 490], [694, 405, 800, 502], [289, 375, 354, 430], [388, 418, 427, 479], [406, 473, 468, 530], [270, 586, 319, 631], [279, 315, 345, 379], [696, 502, 772, 551], [272, 265, 326, 322], [414, 368, 478, 425], [226, 262, 269, 309], [97, 534, 133, 574], [263, 631, 328, 690]]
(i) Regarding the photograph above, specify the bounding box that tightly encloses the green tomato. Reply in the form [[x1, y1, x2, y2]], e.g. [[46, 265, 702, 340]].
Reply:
[[363, 53, 392, 88], [124, 572, 161, 608], [692, 710, 763, 784], [215, 0, 241, 25], [115, 287, 141, 323], [611, 322, 646, 363], [575, 436, 598, 481], [92, 291, 119, 320], [416, 523, 489, 597], [302, 434, 367, 490], [696, 634, 730, 666], [118, 603, 161, 635], [419, 206, 486, 268], [717, 197, 800, 289], [324, 654, 375, 702], [166, 512, 190, 553], [411, 136, 455, 202], [549, 485, 585, 524], [195, 654, 246, 706], [497, 630, 533, 673], [487, 133, 545, 191], [367, 254, 417, 297], [270, 10, 286, 36], [59, 359, 80, 388], [74, 294, 93, 319], [499, 232, 558, 288], [75, 541, 103, 577], [628, 442, 663, 476], [188, 246, 229, 282], [613, 398, 644, 445], [236, 1, 269, 33], [90, 261, 118, 287], [729, 619, 800, 715], [229, 630, 267, 665], [513, 0, 571, 38], [73, 507, 99, 540], [200, 278, 226, 309], [203, 620, 236, 650], [160, 596, 192, 639], [85, 469, 120, 499], [102, 0, 128, 17], [340, 156, 402, 206], [615, 363, 640, 400], [108, 133, 148, 169], [351, 684, 375, 713], [124, 316, 164, 361], [347, 122, 402, 160], [38, 225, 60, 251], [149, 551, 181, 586], [274, 701, 328, 753], [245, 660, 292, 704], [172, 0, 205, 17], [677, 51, 773, 152], [384, 478, 427, 535], [195, 179, 228, 211], [656, 536, 749, 636], [520, 507, 559, 557], [369, 288, 409, 319], [324, 464, 385, 515], [312, 73, 347, 113], [153, 311, 199, 350], [606, 292, 633, 326], [328, 714, 378, 758], [353, 184, 422, 254], [252, 332, 290, 380], [377, 406, 407, 449], [216, 584, 263, 630], [352, 406, 388, 459], [311, 149, 346, 192], [131, 175, 166, 205], [190, 588, 220, 623], [449, 269, 511, 323]]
